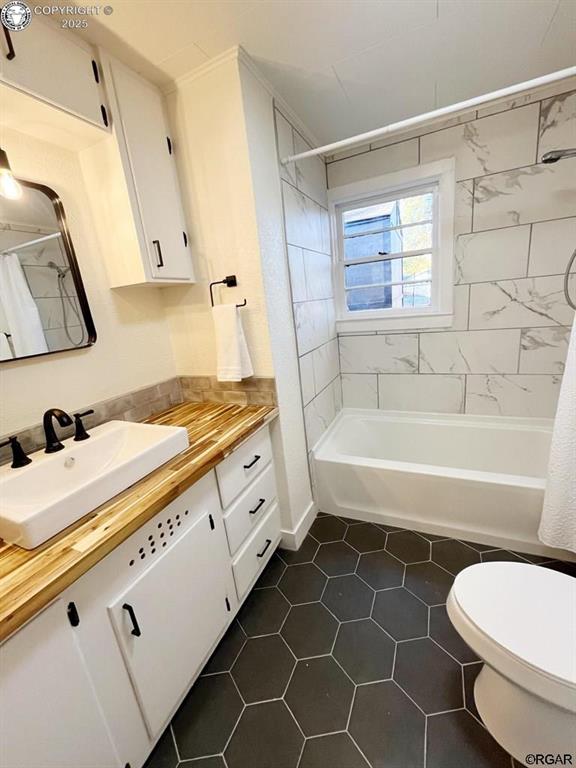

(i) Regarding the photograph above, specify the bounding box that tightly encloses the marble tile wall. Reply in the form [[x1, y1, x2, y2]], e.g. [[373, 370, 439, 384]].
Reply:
[[275, 107, 341, 451], [327, 86, 576, 418]]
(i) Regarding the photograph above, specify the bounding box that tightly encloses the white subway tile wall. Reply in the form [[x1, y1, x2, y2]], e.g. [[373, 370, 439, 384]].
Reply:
[[326, 86, 576, 417], [275, 107, 341, 451]]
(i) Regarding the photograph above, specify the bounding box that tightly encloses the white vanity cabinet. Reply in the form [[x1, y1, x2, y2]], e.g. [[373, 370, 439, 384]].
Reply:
[[0, 599, 121, 768], [0, 426, 279, 768], [99, 54, 195, 286], [108, 497, 232, 738], [0, 16, 107, 129]]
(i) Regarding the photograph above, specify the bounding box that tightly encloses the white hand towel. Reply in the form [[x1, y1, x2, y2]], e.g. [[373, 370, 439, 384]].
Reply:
[[538, 313, 576, 553], [212, 303, 254, 382]]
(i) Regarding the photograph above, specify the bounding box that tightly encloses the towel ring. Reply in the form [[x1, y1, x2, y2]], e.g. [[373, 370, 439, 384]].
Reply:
[[209, 275, 247, 308]]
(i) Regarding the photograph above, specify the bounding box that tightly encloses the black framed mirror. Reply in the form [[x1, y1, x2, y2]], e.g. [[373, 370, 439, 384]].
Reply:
[[0, 179, 96, 361]]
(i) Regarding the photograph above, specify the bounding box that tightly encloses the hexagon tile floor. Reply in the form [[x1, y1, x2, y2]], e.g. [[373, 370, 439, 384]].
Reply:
[[145, 514, 575, 768]]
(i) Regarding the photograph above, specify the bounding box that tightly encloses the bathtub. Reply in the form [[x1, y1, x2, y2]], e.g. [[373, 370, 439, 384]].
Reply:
[[313, 409, 571, 559]]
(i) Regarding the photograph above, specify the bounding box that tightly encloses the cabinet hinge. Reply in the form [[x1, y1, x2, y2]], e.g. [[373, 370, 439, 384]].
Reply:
[[67, 601, 80, 627], [209, 514, 215, 531], [91, 59, 100, 84], [100, 104, 109, 127], [166, 136, 173, 154], [225, 597, 231, 612]]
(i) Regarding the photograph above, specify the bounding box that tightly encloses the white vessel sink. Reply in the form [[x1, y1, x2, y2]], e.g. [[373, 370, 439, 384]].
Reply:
[[0, 421, 189, 549]]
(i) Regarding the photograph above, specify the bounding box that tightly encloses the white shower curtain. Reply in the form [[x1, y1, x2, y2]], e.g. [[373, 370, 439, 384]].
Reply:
[[0, 252, 48, 357], [538, 313, 576, 554]]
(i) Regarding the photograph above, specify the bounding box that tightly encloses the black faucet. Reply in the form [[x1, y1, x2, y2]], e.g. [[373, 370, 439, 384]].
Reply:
[[0, 436, 32, 468], [43, 408, 73, 453]]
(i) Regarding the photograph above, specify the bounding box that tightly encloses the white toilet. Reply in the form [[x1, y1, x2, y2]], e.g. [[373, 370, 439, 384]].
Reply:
[[447, 562, 576, 767]]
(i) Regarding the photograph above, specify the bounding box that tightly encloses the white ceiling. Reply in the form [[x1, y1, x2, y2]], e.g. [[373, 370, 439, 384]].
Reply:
[[82, 0, 576, 144]]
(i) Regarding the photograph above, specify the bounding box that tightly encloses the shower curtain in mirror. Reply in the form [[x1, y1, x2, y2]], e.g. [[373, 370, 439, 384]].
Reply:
[[0, 252, 48, 359]]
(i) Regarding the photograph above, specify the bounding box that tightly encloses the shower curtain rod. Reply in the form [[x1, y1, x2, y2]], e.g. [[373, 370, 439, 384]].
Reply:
[[0, 232, 61, 255], [281, 66, 576, 165]]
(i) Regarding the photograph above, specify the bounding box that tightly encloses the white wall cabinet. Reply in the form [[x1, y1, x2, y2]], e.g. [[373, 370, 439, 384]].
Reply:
[[0, 16, 107, 129], [101, 54, 195, 285], [0, 599, 121, 768], [108, 503, 232, 738]]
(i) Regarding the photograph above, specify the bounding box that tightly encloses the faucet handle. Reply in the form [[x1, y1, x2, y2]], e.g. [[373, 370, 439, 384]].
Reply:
[[0, 436, 32, 469], [73, 410, 94, 442]]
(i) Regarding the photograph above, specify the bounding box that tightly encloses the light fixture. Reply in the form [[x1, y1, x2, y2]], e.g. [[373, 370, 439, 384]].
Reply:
[[0, 148, 22, 200]]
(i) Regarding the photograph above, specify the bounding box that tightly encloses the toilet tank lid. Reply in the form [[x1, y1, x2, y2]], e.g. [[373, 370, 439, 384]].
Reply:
[[452, 562, 576, 685]]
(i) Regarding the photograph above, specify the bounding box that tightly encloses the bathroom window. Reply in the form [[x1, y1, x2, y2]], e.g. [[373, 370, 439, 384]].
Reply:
[[330, 159, 455, 332]]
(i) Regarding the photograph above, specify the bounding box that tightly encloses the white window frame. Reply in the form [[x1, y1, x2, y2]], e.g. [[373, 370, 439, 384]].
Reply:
[[329, 158, 455, 333]]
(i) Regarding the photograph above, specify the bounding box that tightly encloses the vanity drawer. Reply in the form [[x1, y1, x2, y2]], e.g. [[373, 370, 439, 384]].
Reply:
[[224, 464, 277, 555], [232, 504, 281, 600], [216, 427, 272, 508]]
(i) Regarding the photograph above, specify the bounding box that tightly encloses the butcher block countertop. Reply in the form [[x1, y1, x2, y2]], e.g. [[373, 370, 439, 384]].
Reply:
[[0, 402, 277, 642]]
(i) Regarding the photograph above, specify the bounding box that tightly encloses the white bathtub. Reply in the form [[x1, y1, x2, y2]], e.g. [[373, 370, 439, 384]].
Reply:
[[313, 409, 572, 559]]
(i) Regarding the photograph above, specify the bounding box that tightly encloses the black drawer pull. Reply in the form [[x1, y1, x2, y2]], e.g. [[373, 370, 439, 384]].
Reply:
[[249, 498, 266, 515], [122, 603, 142, 637], [257, 539, 272, 558], [243, 454, 261, 470], [152, 239, 164, 268]]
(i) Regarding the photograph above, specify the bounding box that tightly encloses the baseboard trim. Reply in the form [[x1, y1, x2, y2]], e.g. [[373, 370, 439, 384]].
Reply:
[[280, 500, 317, 551]]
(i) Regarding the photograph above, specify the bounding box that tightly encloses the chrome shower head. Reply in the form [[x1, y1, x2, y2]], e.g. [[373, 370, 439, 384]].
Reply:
[[541, 148, 576, 164]]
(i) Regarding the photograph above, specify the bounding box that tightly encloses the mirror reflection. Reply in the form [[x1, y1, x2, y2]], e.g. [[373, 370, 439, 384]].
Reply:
[[0, 180, 95, 361]]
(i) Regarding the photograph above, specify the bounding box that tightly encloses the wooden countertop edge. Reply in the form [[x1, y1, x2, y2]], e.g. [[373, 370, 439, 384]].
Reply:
[[0, 404, 278, 643]]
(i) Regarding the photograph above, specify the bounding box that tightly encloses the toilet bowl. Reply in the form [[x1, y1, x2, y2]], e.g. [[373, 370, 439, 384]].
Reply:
[[447, 562, 576, 767]]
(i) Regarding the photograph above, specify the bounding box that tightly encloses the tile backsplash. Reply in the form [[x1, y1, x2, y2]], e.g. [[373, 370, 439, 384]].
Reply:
[[328, 86, 576, 418], [0, 376, 277, 465]]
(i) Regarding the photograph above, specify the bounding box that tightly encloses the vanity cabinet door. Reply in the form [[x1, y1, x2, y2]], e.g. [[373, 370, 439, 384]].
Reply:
[[0, 17, 106, 128], [108, 504, 232, 738], [0, 599, 120, 768], [103, 55, 194, 284]]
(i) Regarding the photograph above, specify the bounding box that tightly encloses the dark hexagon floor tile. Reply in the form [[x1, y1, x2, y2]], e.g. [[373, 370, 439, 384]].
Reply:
[[279, 536, 319, 565], [394, 638, 462, 714], [432, 539, 480, 575], [322, 574, 374, 621], [427, 709, 511, 768], [349, 681, 425, 768], [372, 587, 428, 641], [255, 552, 287, 587], [278, 562, 327, 605], [512, 550, 553, 564], [231, 635, 295, 703], [405, 561, 454, 605], [375, 523, 405, 533], [314, 540, 359, 576], [143, 727, 178, 768], [172, 673, 243, 760], [203, 620, 246, 674], [187, 758, 225, 768], [309, 515, 347, 542], [237, 587, 290, 636], [333, 619, 395, 683], [281, 603, 338, 658], [285, 656, 354, 736], [430, 605, 478, 663], [459, 539, 498, 552], [225, 700, 303, 768], [356, 549, 404, 589], [480, 550, 526, 563], [345, 523, 387, 553], [541, 559, 576, 578], [417, 531, 450, 542], [299, 732, 369, 768], [386, 531, 431, 564], [463, 661, 483, 722]]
